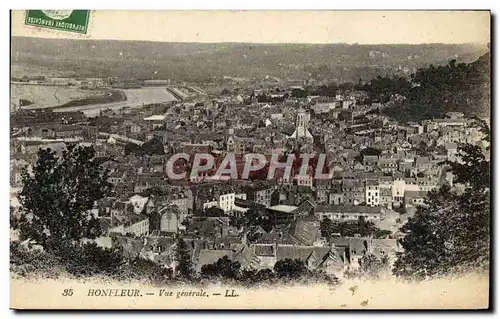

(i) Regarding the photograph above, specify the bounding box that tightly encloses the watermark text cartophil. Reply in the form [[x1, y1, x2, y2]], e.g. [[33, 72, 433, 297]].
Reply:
[[164, 152, 333, 182]]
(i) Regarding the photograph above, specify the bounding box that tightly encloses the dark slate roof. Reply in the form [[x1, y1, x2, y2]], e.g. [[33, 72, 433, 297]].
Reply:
[[275, 245, 331, 265], [289, 218, 319, 246], [233, 244, 261, 270]]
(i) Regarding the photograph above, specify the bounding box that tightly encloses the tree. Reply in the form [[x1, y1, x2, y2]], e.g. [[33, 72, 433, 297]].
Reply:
[[117, 256, 171, 283], [355, 147, 382, 163], [204, 206, 225, 217], [274, 258, 307, 279], [445, 143, 490, 191], [200, 256, 241, 279], [240, 268, 275, 284], [255, 268, 275, 281], [320, 217, 334, 239], [142, 137, 165, 155], [175, 238, 194, 280], [359, 254, 386, 278], [381, 53, 490, 122], [325, 217, 387, 238], [200, 263, 218, 278], [16, 144, 113, 253], [415, 141, 433, 157], [216, 256, 241, 279], [242, 206, 274, 232], [124, 142, 144, 157], [291, 88, 307, 98], [229, 216, 244, 229], [61, 242, 124, 277], [394, 138, 490, 279], [393, 186, 458, 279]]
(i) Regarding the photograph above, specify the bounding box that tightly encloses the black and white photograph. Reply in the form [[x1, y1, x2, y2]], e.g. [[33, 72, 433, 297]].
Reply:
[[9, 10, 491, 310]]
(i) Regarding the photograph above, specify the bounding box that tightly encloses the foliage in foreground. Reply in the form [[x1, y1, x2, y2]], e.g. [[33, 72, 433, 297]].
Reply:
[[393, 128, 490, 280], [15, 144, 113, 253], [199, 257, 340, 287]]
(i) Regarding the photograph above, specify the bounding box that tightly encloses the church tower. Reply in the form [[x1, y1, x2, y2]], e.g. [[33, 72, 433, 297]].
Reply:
[[295, 110, 310, 139], [289, 108, 313, 146]]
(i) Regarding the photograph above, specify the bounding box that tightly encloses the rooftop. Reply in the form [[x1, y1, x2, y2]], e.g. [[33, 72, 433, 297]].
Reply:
[[144, 115, 166, 121], [268, 205, 298, 213]]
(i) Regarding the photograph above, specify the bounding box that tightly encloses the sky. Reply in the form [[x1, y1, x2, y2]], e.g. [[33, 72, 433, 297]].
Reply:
[[11, 10, 490, 44]]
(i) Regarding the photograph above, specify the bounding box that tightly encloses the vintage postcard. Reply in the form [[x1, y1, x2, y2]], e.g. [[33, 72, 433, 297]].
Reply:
[[9, 10, 491, 310]]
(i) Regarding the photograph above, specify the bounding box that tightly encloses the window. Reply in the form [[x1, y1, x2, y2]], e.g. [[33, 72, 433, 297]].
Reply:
[[368, 192, 371, 196]]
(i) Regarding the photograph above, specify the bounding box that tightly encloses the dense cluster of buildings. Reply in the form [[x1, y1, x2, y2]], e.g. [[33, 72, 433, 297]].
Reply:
[[10, 80, 488, 278]]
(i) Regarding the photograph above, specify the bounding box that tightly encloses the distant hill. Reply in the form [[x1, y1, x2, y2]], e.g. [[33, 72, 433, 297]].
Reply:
[[11, 36, 488, 83]]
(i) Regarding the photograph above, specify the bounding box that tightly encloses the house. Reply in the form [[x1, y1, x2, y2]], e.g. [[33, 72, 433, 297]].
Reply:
[[186, 217, 228, 237], [170, 192, 194, 217], [444, 142, 459, 162], [193, 244, 260, 273], [247, 184, 276, 208], [251, 242, 347, 276], [342, 180, 365, 205], [116, 213, 150, 237], [202, 199, 219, 211], [219, 192, 236, 213], [433, 118, 466, 128], [315, 205, 382, 223], [128, 194, 150, 214], [253, 244, 277, 268], [329, 192, 344, 205], [111, 234, 177, 267], [329, 237, 400, 271], [378, 157, 398, 174], [109, 171, 126, 185], [365, 179, 380, 207], [226, 129, 246, 153], [144, 115, 166, 129], [149, 204, 182, 234], [371, 238, 402, 266], [362, 155, 379, 168], [267, 205, 299, 224], [379, 187, 393, 208], [36, 125, 97, 140], [404, 190, 428, 210]]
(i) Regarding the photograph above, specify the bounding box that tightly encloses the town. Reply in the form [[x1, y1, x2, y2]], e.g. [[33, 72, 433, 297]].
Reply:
[[10, 69, 489, 282]]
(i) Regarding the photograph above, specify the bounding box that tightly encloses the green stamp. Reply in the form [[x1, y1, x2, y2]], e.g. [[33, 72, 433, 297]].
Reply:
[[25, 10, 90, 34]]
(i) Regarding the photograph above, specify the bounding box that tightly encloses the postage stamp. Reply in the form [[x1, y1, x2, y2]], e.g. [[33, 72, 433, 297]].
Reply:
[[24, 10, 90, 34]]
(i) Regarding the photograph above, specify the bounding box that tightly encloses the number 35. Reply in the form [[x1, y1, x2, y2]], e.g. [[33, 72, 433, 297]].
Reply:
[[62, 289, 73, 296]]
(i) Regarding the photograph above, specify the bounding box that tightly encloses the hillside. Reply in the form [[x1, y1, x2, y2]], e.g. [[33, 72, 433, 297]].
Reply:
[[11, 36, 488, 83], [381, 51, 491, 121]]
